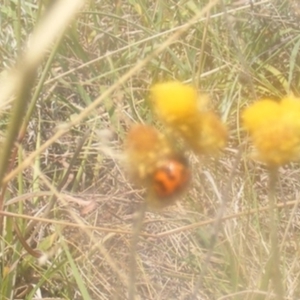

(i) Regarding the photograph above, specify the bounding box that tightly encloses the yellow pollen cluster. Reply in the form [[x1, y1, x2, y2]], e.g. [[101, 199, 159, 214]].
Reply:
[[242, 96, 300, 166], [150, 81, 227, 155]]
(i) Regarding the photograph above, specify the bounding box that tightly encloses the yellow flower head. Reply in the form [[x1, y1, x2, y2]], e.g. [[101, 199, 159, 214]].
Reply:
[[242, 96, 300, 166], [150, 81, 198, 124], [150, 81, 227, 155]]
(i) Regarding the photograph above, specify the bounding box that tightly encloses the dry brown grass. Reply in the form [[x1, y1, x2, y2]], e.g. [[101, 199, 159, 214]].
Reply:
[[1, 0, 300, 299]]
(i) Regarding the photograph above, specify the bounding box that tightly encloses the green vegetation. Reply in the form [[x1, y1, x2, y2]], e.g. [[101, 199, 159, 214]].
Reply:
[[0, 0, 300, 299]]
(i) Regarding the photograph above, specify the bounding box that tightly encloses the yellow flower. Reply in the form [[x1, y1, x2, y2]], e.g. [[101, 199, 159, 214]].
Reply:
[[150, 81, 198, 124], [242, 96, 300, 166], [150, 81, 227, 155]]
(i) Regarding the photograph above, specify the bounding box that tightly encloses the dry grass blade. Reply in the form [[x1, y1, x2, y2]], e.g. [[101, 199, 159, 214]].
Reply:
[[0, 0, 84, 109], [0, 0, 84, 210], [0, 1, 84, 298]]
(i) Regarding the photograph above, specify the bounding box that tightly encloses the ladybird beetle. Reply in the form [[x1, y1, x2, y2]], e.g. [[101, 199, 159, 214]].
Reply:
[[152, 157, 190, 199]]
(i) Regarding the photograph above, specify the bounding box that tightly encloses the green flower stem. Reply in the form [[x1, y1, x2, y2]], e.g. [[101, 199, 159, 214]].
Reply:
[[268, 166, 284, 299]]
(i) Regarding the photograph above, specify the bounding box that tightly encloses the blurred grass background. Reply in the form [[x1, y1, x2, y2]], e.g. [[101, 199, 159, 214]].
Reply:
[[1, 0, 300, 299]]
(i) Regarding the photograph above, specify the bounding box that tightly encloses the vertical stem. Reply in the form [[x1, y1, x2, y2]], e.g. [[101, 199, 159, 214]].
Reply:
[[191, 147, 242, 297], [268, 166, 284, 299], [128, 201, 147, 300]]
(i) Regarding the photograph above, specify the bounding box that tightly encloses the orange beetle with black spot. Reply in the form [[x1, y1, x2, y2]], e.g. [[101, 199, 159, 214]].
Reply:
[[152, 156, 190, 201], [124, 124, 191, 208]]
